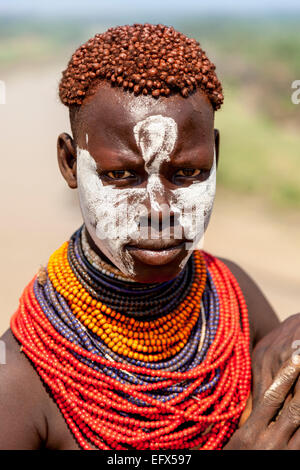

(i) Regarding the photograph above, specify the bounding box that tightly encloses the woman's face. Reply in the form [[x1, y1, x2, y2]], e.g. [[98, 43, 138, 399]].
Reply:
[[59, 82, 218, 283]]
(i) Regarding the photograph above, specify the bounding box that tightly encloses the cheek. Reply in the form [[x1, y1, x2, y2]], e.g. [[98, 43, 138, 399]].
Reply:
[[77, 173, 101, 229], [170, 176, 216, 239], [76, 147, 142, 234], [78, 174, 149, 242]]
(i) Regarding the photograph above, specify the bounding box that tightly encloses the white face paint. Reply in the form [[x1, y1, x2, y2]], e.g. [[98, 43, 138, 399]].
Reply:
[[133, 114, 216, 269], [77, 147, 147, 276], [77, 113, 216, 277], [169, 152, 216, 268], [133, 115, 177, 212]]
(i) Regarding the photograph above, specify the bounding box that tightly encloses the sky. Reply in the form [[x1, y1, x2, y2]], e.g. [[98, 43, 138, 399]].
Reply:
[[1, 0, 300, 16]]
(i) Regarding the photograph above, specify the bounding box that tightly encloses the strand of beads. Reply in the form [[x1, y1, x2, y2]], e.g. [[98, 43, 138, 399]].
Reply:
[[81, 226, 136, 282], [39, 249, 218, 376], [11, 235, 251, 450], [69, 236, 191, 317], [36, 226, 212, 403], [33, 272, 220, 405], [69, 226, 193, 317], [47, 238, 207, 364]]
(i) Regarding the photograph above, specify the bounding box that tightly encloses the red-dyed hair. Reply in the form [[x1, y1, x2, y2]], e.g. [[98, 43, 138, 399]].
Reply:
[[59, 23, 223, 110]]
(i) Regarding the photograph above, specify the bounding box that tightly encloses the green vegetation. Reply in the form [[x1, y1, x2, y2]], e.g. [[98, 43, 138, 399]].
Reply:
[[1, 15, 299, 208], [181, 16, 300, 208], [215, 86, 300, 208], [0, 18, 98, 66]]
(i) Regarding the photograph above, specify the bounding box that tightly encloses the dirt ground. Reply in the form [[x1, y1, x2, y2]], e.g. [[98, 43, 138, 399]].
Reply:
[[0, 64, 299, 335]]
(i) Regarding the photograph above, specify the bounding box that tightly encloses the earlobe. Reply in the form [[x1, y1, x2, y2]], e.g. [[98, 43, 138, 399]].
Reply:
[[214, 129, 220, 167], [57, 132, 77, 189]]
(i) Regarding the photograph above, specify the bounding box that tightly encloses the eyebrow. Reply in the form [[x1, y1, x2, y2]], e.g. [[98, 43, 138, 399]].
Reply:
[[170, 148, 213, 167], [96, 148, 145, 169], [95, 137, 212, 169]]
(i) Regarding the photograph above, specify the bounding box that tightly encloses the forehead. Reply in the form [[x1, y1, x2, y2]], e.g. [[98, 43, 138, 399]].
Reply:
[[77, 82, 214, 152]]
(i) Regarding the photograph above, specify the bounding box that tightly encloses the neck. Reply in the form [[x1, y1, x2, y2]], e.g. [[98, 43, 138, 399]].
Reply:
[[81, 225, 137, 283], [83, 225, 120, 269], [70, 225, 193, 320]]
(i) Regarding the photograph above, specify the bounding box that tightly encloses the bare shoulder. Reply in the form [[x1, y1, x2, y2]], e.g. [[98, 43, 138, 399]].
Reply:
[[0, 328, 48, 449], [217, 257, 280, 348]]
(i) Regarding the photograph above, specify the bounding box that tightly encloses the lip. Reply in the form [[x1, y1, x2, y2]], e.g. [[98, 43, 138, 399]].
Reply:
[[127, 238, 186, 250], [126, 240, 187, 266]]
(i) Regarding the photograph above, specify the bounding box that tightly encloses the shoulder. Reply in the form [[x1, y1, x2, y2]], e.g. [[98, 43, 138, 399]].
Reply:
[[0, 328, 48, 449], [212, 256, 280, 348]]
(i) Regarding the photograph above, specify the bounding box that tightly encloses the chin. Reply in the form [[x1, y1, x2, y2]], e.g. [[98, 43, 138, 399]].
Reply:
[[129, 259, 188, 284]]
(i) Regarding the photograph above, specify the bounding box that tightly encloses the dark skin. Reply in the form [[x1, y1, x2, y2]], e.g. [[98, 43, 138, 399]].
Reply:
[[0, 83, 300, 449], [63, 82, 218, 283]]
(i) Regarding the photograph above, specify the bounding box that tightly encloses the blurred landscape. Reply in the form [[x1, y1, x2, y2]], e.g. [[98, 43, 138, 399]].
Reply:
[[0, 11, 299, 333], [1, 14, 300, 207]]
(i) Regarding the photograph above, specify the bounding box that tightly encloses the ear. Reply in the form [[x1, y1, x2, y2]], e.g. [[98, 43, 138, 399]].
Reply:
[[214, 128, 220, 168], [57, 132, 77, 189]]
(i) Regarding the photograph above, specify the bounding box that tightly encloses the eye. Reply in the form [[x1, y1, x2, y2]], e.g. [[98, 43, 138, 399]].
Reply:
[[107, 170, 134, 180], [175, 168, 202, 177]]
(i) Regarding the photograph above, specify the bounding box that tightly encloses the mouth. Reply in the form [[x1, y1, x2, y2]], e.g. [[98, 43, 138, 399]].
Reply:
[[126, 239, 187, 266]]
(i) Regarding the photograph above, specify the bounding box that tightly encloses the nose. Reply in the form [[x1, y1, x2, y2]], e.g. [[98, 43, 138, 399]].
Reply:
[[140, 174, 182, 239], [146, 173, 170, 213], [138, 206, 178, 239]]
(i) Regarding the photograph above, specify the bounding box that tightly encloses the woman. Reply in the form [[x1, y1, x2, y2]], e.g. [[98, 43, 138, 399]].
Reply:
[[1, 23, 299, 450]]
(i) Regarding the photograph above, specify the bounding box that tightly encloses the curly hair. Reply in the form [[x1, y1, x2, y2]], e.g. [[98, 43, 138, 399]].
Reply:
[[59, 23, 223, 110]]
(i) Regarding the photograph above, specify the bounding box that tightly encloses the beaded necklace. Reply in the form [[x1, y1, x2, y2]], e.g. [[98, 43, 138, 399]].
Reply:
[[11, 225, 251, 450], [81, 226, 136, 282]]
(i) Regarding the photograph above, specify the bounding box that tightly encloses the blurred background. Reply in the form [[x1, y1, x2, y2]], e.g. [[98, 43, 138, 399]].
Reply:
[[0, 0, 299, 334]]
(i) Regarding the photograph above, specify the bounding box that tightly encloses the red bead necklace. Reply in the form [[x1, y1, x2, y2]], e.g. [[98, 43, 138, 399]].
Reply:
[[11, 250, 251, 450]]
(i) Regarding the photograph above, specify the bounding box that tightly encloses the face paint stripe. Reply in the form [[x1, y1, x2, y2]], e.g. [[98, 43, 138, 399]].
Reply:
[[134, 115, 178, 213], [76, 135, 216, 276]]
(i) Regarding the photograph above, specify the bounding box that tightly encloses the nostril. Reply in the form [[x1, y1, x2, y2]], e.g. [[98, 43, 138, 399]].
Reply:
[[138, 215, 149, 228], [138, 207, 182, 239]]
